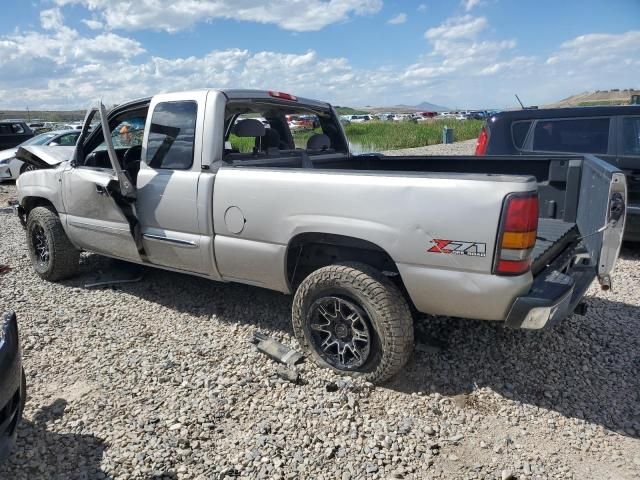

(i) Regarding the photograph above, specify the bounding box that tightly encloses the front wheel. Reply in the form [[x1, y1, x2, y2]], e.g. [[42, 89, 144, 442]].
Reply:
[[292, 262, 414, 383], [26, 206, 79, 281]]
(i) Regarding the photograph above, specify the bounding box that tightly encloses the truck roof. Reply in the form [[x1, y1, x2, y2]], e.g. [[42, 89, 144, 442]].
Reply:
[[492, 105, 640, 121], [115, 89, 332, 111]]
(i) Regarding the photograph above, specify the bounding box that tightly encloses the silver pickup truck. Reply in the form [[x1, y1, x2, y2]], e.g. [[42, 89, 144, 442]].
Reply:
[[15, 89, 627, 382]]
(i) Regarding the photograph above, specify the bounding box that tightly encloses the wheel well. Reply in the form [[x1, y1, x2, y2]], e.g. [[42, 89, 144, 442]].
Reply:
[[22, 197, 57, 216], [285, 233, 412, 300]]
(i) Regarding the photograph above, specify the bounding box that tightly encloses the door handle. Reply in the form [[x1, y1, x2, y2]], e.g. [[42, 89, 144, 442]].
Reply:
[[95, 184, 108, 195]]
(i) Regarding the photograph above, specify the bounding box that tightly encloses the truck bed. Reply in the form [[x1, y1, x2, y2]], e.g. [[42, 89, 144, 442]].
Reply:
[[531, 219, 578, 274]]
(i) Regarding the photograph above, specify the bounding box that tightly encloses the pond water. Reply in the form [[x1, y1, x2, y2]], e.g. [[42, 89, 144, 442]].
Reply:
[[293, 139, 378, 155], [348, 142, 378, 155]]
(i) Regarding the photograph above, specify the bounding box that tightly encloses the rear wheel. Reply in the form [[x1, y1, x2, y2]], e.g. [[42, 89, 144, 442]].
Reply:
[[292, 262, 414, 383], [26, 206, 79, 281]]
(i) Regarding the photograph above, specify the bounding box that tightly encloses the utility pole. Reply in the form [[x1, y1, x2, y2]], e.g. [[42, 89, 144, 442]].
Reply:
[[27, 106, 31, 122]]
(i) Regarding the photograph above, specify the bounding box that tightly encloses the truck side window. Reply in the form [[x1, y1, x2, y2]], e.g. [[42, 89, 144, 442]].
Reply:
[[622, 117, 640, 155], [11, 123, 25, 134], [532, 118, 609, 154], [511, 121, 531, 149], [146, 101, 197, 170]]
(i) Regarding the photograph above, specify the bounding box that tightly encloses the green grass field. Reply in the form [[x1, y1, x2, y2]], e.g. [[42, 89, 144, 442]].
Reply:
[[344, 119, 483, 150], [229, 119, 483, 153]]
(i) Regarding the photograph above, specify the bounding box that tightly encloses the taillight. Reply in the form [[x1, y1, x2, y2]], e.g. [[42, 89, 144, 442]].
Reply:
[[494, 192, 538, 275], [475, 126, 488, 155], [269, 91, 298, 101]]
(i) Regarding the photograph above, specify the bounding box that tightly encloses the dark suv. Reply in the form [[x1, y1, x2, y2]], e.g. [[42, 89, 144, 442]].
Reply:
[[475, 106, 640, 241], [0, 121, 34, 150]]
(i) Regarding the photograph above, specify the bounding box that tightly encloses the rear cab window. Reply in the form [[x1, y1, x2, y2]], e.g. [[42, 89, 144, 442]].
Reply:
[[224, 100, 347, 159], [511, 121, 532, 149], [622, 117, 640, 155], [531, 117, 610, 154], [146, 101, 197, 170]]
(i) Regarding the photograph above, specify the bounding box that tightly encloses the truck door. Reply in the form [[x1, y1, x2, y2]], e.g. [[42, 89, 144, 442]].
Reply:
[[135, 92, 216, 275], [61, 106, 141, 261]]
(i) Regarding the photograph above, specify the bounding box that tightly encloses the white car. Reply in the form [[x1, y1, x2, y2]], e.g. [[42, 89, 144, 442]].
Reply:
[[350, 115, 372, 123], [0, 130, 80, 181]]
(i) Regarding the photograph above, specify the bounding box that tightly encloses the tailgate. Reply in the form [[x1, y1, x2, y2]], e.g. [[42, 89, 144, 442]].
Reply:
[[576, 154, 626, 287]]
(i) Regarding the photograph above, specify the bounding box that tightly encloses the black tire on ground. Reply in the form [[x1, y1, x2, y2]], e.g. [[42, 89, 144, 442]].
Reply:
[[292, 262, 414, 383], [26, 206, 79, 281]]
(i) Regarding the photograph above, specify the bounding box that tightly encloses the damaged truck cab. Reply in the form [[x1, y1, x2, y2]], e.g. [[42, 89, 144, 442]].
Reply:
[[15, 89, 627, 382]]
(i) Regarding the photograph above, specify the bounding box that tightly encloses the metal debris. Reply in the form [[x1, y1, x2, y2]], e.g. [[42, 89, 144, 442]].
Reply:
[[250, 331, 303, 366]]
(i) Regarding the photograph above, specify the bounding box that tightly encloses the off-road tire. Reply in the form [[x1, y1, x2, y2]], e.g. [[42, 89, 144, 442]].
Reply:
[[26, 206, 79, 281], [292, 262, 414, 383]]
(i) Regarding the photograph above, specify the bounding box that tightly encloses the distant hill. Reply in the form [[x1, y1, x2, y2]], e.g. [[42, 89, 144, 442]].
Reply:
[[547, 89, 640, 108], [334, 106, 369, 115], [414, 101, 449, 112], [0, 109, 85, 122], [359, 101, 449, 114]]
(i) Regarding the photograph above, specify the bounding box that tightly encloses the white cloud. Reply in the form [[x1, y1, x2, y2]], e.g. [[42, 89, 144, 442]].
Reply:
[[425, 15, 487, 40], [40, 8, 64, 30], [418, 4, 427, 13], [462, 0, 481, 12], [53, 0, 383, 32], [0, 9, 638, 111], [82, 18, 103, 30], [388, 13, 407, 25]]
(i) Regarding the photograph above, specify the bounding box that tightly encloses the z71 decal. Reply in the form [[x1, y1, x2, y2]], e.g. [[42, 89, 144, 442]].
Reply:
[[428, 239, 487, 257]]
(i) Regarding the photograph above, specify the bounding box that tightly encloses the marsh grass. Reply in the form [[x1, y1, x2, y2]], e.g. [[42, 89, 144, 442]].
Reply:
[[228, 119, 483, 153]]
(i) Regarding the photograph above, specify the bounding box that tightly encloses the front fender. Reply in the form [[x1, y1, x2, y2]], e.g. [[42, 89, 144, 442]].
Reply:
[[17, 167, 66, 214]]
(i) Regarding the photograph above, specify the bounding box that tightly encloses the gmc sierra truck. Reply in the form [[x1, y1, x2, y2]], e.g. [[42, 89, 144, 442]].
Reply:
[[14, 89, 626, 382]]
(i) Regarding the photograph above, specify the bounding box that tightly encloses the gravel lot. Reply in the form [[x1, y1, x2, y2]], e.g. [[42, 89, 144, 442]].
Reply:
[[0, 145, 639, 479], [381, 139, 478, 156]]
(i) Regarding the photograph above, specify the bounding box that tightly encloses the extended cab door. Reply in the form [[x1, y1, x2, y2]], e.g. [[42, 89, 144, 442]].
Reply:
[[136, 91, 217, 276], [61, 106, 141, 260]]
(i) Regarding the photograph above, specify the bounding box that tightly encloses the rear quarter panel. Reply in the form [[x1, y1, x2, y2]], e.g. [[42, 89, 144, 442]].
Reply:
[[212, 167, 536, 320]]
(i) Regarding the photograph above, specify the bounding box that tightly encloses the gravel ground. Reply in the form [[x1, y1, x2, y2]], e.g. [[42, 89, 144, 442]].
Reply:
[[0, 157, 639, 479], [381, 139, 478, 156]]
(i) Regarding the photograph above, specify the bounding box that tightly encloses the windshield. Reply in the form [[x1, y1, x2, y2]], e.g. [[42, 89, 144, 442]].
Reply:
[[20, 132, 58, 146]]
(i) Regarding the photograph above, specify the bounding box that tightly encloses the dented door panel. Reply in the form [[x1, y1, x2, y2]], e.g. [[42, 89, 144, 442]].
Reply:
[[62, 167, 140, 260]]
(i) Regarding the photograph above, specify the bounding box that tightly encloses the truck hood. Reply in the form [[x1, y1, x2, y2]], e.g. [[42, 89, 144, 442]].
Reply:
[[15, 145, 75, 169], [0, 148, 18, 162]]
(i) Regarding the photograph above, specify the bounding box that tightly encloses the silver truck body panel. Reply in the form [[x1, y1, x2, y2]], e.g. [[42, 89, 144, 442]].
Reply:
[[212, 167, 536, 317], [397, 262, 531, 320], [135, 91, 219, 275]]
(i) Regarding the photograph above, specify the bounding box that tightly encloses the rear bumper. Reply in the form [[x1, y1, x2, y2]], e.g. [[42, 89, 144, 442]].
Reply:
[[0, 312, 25, 464], [505, 246, 595, 329]]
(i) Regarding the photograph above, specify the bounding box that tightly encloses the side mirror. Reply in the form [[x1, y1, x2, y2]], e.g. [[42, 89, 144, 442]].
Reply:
[[49, 141, 59, 146]]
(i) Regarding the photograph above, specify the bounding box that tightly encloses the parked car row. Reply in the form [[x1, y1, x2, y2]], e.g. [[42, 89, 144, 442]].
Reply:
[[338, 110, 496, 124], [0, 130, 81, 181]]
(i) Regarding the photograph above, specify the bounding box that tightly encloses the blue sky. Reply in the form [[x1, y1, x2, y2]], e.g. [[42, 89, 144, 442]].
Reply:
[[0, 0, 638, 109]]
